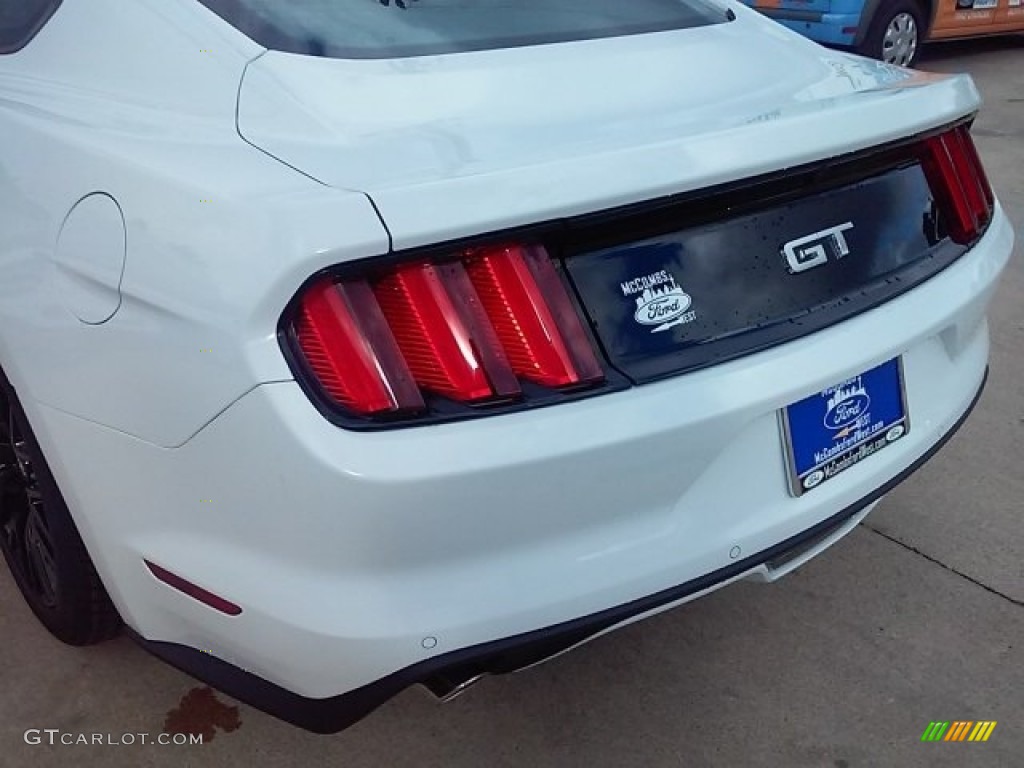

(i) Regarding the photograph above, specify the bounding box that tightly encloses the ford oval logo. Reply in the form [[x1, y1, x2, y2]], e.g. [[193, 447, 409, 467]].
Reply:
[[823, 392, 870, 430], [634, 292, 692, 326]]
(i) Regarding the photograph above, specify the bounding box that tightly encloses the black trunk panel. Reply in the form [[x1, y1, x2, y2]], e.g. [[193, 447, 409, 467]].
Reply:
[[563, 163, 966, 384]]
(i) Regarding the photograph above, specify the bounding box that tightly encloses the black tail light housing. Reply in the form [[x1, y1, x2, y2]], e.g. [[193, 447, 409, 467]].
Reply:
[[282, 243, 621, 429]]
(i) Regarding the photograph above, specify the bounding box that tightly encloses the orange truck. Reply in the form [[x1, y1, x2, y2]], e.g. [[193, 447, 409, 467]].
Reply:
[[745, 0, 1024, 66]]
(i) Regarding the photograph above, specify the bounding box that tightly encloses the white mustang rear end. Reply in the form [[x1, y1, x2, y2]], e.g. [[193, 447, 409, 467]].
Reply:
[[0, 0, 1012, 732]]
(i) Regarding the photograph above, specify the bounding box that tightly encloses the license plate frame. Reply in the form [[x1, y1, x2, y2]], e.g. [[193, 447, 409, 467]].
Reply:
[[780, 358, 910, 496]]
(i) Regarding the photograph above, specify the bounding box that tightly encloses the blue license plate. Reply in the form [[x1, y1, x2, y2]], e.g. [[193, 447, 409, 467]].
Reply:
[[781, 358, 909, 495]]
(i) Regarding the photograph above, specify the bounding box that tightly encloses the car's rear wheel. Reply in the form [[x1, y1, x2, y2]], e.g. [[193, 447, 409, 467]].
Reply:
[[858, 0, 924, 67], [0, 373, 120, 645]]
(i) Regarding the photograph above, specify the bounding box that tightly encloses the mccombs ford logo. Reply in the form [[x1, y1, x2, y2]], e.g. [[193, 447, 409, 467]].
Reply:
[[621, 270, 697, 334]]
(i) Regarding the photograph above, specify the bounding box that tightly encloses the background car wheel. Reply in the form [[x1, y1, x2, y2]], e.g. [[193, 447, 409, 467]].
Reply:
[[0, 373, 120, 645], [857, 0, 925, 67]]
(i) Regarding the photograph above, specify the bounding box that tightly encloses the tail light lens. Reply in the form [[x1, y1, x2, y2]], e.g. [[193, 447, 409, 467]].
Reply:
[[920, 125, 994, 245], [464, 245, 604, 388], [294, 279, 424, 416], [374, 262, 521, 402], [287, 244, 607, 425]]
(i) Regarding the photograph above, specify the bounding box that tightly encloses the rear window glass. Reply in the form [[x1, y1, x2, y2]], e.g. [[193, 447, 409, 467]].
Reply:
[[197, 0, 727, 59], [0, 0, 63, 54]]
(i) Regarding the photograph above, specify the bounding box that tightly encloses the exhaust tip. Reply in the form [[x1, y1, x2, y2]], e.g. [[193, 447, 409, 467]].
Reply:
[[421, 668, 487, 703]]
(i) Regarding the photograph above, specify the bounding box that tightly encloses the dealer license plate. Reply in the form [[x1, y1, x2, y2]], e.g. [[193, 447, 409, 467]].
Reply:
[[781, 358, 909, 495]]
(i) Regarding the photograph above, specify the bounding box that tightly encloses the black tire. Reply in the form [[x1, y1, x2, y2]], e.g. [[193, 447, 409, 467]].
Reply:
[[857, 0, 925, 67], [0, 372, 120, 645]]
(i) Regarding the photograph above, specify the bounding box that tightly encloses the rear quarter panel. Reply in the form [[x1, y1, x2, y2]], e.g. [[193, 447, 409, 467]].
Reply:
[[0, 0, 391, 447]]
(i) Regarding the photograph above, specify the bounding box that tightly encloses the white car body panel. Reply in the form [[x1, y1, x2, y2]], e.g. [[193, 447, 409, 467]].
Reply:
[[0, 0, 1014, 730]]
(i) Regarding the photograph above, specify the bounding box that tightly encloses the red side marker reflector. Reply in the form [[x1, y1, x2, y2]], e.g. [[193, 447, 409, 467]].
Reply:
[[145, 560, 242, 616], [465, 244, 604, 388]]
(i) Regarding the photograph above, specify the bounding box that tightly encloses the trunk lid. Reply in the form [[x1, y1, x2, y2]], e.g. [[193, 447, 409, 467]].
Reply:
[[236, 9, 980, 250]]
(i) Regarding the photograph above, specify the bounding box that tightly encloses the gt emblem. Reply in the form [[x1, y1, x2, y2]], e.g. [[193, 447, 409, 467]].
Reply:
[[782, 222, 855, 274]]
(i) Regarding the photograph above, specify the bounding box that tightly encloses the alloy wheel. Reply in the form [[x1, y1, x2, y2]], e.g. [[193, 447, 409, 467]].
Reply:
[[0, 401, 59, 608]]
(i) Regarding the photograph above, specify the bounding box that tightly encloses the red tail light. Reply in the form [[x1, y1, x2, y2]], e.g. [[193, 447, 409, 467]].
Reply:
[[295, 279, 424, 416], [920, 125, 994, 245], [289, 244, 606, 423], [465, 245, 604, 388], [374, 262, 521, 402]]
